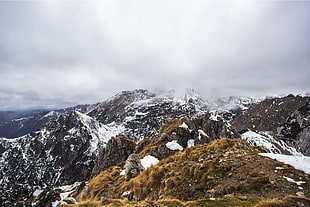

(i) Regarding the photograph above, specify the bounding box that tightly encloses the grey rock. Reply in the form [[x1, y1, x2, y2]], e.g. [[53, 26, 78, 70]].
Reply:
[[91, 135, 136, 177], [125, 154, 145, 180]]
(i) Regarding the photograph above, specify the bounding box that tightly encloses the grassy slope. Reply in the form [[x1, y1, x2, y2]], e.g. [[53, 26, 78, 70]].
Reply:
[[73, 139, 310, 206]]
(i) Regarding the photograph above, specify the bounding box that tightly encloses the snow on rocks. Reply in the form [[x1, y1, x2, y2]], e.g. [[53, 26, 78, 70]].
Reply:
[[141, 155, 159, 169], [260, 153, 310, 174], [283, 176, 306, 185], [198, 129, 208, 140], [241, 130, 302, 155], [166, 140, 184, 151], [32, 189, 43, 197], [179, 122, 189, 129], [179, 122, 193, 133], [209, 113, 219, 121], [187, 139, 195, 147]]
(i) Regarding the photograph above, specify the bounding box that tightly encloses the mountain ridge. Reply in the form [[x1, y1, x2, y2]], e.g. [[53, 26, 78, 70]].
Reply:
[[0, 89, 309, 206]]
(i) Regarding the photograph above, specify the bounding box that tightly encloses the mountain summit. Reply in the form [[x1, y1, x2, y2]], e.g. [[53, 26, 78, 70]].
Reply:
[[86, 89, 209, 141]]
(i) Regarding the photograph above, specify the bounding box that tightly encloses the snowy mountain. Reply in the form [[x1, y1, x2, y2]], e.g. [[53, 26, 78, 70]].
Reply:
[[234, 94, 310, 156], [207, 96, 264, 120], [0, 111, 122, 206], [87, 89, 209, 141], [278, 102, 310, 155], [1, 89, 309, 206], [0, 104, 91, 138]]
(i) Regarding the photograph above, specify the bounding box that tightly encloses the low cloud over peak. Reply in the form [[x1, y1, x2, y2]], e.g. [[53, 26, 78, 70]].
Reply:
[[0, 1, 309, 110]]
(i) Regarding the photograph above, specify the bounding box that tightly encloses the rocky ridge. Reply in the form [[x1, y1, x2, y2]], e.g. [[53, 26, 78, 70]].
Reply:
[[278, 102, 310, 155], [0, 104, 90, 139], [233, 95, 310, 133], [233, 94, 310, 156], [86, 89, 209, 141], [0, 89, 309, 206], [75, 139, 310, 206], [0, 111, 121, 206]]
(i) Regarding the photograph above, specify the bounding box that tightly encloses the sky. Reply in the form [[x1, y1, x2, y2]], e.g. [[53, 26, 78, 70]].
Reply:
[[0, 1, 309, 110]]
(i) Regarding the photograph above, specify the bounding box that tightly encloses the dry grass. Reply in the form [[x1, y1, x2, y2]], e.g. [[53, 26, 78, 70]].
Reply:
[[161, 118, 187, 134], [253, 195, 310, 207], [75, 138, 310, 207]]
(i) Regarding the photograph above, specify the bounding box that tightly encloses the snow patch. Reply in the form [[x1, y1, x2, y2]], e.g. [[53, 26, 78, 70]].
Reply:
[[141, 155, 159, 169], [283, 176, 306, 185], [241, 130, 301, 155], [179, 122, 192, 132], [260, 153, 310, 174], [187, 139, 195, 147], [209, 113, 219, 121], [120, 169, 126, 175], [52, 201, 60, 207], [32, 189, 43, 197], [198, 129, 208, 137], [166, 140, 184, 151], [179, 122, 189, 129], [60, 191, 72, 200]]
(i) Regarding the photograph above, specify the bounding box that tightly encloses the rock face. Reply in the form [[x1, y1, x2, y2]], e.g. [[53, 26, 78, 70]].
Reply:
[[278, 102, 310, 155], [0, 111, 119, 206], [124, 154, 145, 180], [91, 135, 136, 177], [87, 89, 209, 141], [233, 95, 310, 133], [138, 112, 240, 160], [233, 95, 310, 155]]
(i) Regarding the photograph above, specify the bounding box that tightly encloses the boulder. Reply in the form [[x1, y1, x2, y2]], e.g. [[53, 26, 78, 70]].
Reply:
[[125, 154, 145, 180], [91, 135, 136, 177]]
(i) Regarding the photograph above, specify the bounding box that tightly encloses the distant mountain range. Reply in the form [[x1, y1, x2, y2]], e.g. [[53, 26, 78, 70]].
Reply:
[[0, 89, 261, 139], [0, 105, 90, 138], [0, 89, 309, 206]]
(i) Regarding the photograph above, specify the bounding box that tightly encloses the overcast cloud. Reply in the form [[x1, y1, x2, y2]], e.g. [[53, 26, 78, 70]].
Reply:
[[0, 1, 309, 110]]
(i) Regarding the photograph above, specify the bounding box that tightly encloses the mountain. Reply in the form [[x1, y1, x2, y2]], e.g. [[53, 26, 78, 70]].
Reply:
[[0, 105, 91, 139], [278, 102, 310, 155], [233, 94, 310, 133], [207, 96, 263, 120], [0, 89, 309, 206], [0, 111, 122, 206], [86, 89, 209, 141], [233, 94, 310, 156]]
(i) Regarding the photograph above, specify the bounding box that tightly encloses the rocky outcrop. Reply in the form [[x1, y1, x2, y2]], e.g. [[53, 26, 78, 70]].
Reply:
[[233, 95, 310, 133], [138, 112, 240, 160], [233, 95, 310, 155], [278, 102, 310, 155], [91, 135, 136, 177], [124, 154, 145, 180]]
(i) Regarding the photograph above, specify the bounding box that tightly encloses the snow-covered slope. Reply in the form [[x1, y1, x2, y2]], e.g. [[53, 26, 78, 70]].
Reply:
[[0, 111, 121, 206], [87, 89, 209, 141], [207, 96, 263, 120], [241, 130, 302, 155], [260, 153, 310, 174]]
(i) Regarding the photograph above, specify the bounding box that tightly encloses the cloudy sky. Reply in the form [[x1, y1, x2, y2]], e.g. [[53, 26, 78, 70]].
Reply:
[[0, 1, 309, 110]]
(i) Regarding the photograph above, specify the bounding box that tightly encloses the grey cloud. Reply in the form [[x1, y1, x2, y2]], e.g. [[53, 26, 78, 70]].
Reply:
[[0, 1, 309, 110]]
